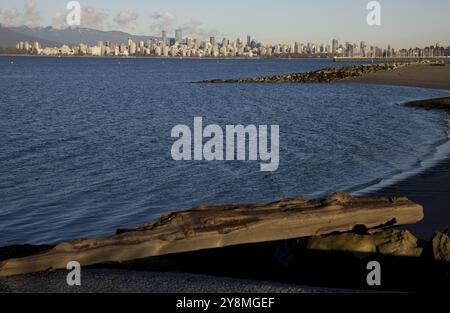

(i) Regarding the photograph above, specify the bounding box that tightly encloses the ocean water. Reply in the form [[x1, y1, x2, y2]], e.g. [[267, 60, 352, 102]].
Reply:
[[1, 56, 449, 245]]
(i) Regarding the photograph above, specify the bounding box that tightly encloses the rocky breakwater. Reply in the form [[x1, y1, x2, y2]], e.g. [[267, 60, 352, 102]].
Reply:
[[201, 63, 408, 84]]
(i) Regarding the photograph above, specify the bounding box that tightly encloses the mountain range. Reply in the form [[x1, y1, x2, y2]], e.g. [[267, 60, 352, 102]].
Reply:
[[0, 25, 159, 48]]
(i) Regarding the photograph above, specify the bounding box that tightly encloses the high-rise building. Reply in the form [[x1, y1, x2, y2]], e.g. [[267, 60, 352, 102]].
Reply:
[[332, 39, 338, 55], [247, 35, 251, 47], [175, 29, 183, 43], [194, 38, 202, 50], [186, 37, 193, 48], [129, 42, 136, 55], [345, 42, 353, 57], [360, 41, 366, 57], [162, 30, 167, 46], [210, 37, 216, 46]]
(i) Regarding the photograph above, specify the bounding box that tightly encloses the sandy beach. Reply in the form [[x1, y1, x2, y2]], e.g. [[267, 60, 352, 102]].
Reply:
[[347, 63, 450, 90], [349, 63, 450, 240], [367, 158, 450, 240]]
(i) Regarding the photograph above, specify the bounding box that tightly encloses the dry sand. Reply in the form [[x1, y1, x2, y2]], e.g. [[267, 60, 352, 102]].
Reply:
[[347, 63, 450, 90]]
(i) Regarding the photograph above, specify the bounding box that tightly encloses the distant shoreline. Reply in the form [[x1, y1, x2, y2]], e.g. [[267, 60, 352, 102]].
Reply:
[[0, 53, 337, 61]]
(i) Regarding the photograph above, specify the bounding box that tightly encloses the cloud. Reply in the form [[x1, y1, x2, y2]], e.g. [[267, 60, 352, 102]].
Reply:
[[150, 11, 177, 34], [0, 8, 23, 27], [24, 0, 40, 27], [80, 7, 109, 29], [0, 0, 41, 27], [113, 9, 139, 27], [180, 19, 221, 39], [52, 7, 110, 30], [52, 11, 65, 29], [148, 12, 220, 39], [152, 11, 177, 23]]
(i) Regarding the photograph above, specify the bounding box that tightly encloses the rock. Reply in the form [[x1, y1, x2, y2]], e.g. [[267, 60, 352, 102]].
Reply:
[[372, 230, 422, 257], [306, 230, 422, 257], [307, 233, 377, 254], [432, 229, 450, 262]]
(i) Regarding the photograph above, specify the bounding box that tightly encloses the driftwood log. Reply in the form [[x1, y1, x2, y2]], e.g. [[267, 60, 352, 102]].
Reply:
[[0, 193, 424, 277]]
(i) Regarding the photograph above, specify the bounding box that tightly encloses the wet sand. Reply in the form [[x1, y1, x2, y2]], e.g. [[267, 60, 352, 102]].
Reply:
[[368, 158, 450, 240], [349, 65, 450, 240], [347, 63, 450, 90]]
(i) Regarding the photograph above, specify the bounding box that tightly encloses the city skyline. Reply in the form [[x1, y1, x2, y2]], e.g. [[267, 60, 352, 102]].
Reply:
[[13, 31, 450, 59], [0, 0, 449, 47]]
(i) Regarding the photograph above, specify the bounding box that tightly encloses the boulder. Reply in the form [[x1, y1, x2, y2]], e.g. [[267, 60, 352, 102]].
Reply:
[[307, 233, 376, 254], [432, 229, 450, 262], [306, 230, 422, 257], [372, 230, 422, 257]]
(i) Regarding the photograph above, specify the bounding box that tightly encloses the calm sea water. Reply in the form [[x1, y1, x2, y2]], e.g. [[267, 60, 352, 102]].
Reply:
[[1, 56, 450, 245]]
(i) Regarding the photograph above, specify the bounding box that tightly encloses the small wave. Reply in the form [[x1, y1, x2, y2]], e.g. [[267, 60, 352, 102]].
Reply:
[[352, 116, 450, 196]]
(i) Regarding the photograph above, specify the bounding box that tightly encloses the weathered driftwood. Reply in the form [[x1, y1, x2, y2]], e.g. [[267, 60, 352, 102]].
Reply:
[[0, 193, 424, 277]]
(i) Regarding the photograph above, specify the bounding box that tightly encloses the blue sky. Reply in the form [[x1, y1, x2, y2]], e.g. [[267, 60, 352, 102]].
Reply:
[[0, 0, 449, 47]]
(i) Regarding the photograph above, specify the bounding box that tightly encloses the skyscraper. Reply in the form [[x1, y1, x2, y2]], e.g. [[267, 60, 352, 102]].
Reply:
[[360, 41, 366, 57], [247, 35, 251, 47], [162, 30, 167, 46], [210, 37, 216, 46], [194, 38, 202, 50], [186, 37, 193, 48], [332, 39, 338, 55], [294, 42, 300, 54], [175, 29, 183, 43], [345, 42, 353, 57]]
